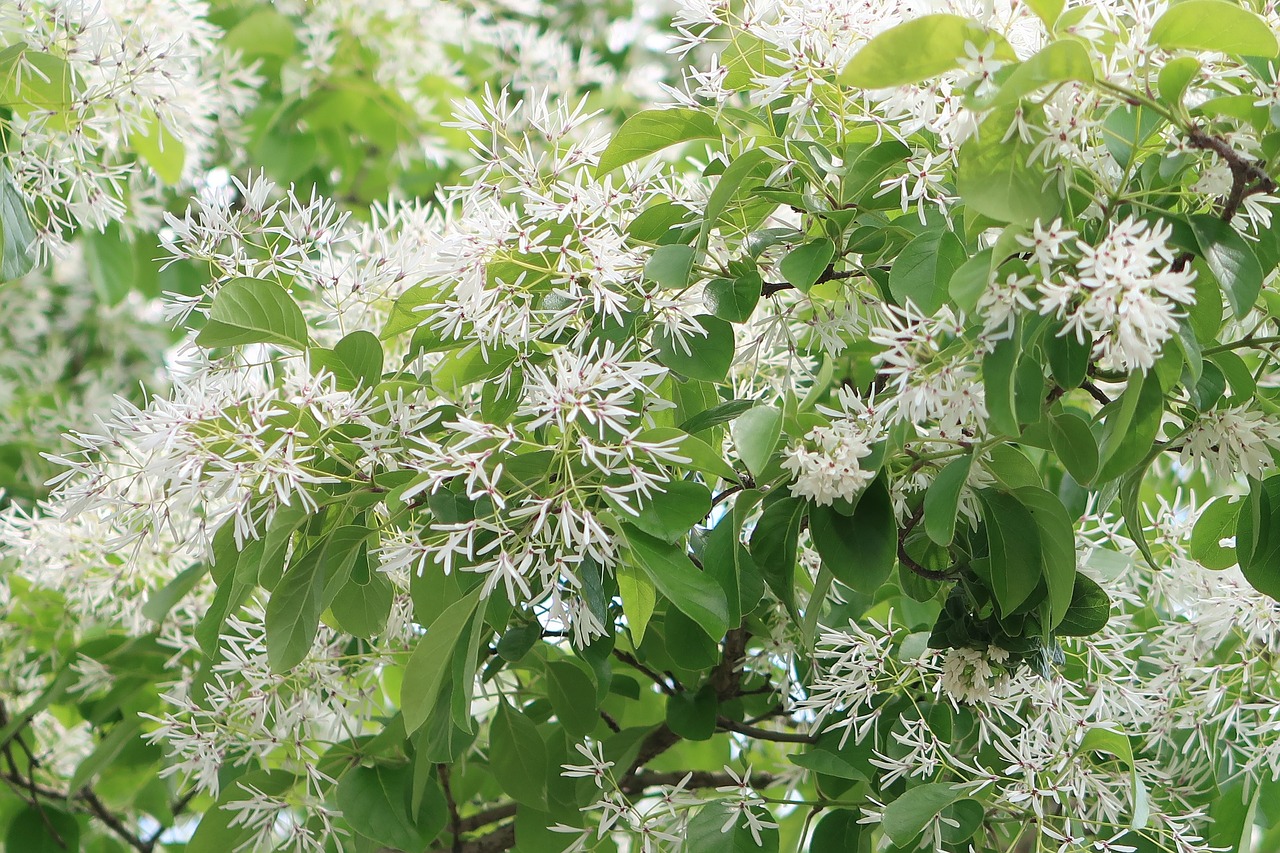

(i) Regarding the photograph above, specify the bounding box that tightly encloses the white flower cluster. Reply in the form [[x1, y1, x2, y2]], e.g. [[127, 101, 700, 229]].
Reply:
[[1179, 405, 1280, 481], [782, 390, 884, 506], [938, 644, 1009, 704], [1038, 216, 1196, 373]]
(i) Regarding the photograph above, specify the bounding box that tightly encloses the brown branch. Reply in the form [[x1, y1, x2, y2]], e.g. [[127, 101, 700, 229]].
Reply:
[[716, 717, 816, 744], [611, 650, 679, 696], [439, 764, 463, 853], [457, 803, 518, 834], [620, 769, 779, 794], [1186, 127, 1278, 223], [1080, 379, 1113, 407], [762, 267, 862, 297]]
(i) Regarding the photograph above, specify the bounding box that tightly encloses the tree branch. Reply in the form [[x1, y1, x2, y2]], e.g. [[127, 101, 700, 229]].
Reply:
[[716, 717, 816, 744]]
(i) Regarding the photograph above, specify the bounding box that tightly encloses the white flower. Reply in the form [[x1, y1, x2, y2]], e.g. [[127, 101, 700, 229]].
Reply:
[[1037, 216, 1196, 373], [1016, 218, 1078, 276], [939, 646, 1006, 704], [561, 741, 614, 788], [1179, 405, 1280, 481], [976, 273, 1037, 342]]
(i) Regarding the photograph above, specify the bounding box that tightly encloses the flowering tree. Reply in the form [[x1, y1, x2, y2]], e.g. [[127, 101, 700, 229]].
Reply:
[[7, 0, 1280, 852]]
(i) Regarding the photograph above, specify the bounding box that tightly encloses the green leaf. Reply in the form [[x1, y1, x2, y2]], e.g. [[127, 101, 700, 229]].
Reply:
[[881, 783, 968, 846], [645, 243, 696, 289], [401, 587, 483, 735], [1079, 726, 1133, 768], [1238, 476, 1280, 599], [889, 228, 966, 314], [431, 345, 518, 396], [1056, 573, 1111, 636], [1150, 0, 1279, 57], [987, 40, 1093, 109], [731, 405, 782, 478], [596, 108, 720, 174], [617, 562, 657, 644], [0, 46, 74, 116], [624, 526, 730, 640], [545, 660, 599, 739], [923, 455, 972, 546], [700, 148, 772, 249], [809, 811, 864, 851], [333, 330, 384, 390], [1024, 0, 1064, 27], [330, 568, 394, 640], [197, 279, 309, 349], [265, 526, 366, 672], [619, 480, 711, 544], [679, 399, 756, 434], [702, 490, 765, 625], [489, 699, 549, 808], [1014, 486, 1077, 630], [635, 427, 740, 482], [224, 8, 298, 58], [1048, 409, 1099, 485], [337, 764, 439, 850], [68, 717, 144, 795], [780, 238, 835, 293], [983, 333, 1020, 436], [811, 475, 897, 595], [1191, 214, 1263, 320], [654, 315, 735, 383], [686, 801, 780, 853], [665, 685, 718, 741], [840, 15, 1014, 89], [130, 111, 186, 184], [1190, 495, 1241, 571], [1046, 328, 1091, 389], [1096, 372, 1163, 484], [1158, 57, 1201, 105], [0, 166, 37, 282], [705, 272, 763, 323], [976, 489, 1042, 616], [749, 496, 807, 615], [141, 562, 208, 623], [957, 113, 1062, 224], [5, 805, 80, 853]]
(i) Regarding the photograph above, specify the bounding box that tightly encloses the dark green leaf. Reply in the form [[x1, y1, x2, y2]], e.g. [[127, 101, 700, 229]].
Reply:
[[654, 315, 735, 383], [1191, 214, 1263, 320], [545, 660, 599, 739], [923, 455, 972, 546], [489, 700, 549, 808], [622, 480, 711, 544], [1097, 372, 1163, 484], [686, 801, 780, 853], [265, 526, 367, 672], [780, 238, 835, 293], [1048, 409, 1099, 485], [1238, 476, 1280, 599], [976, 490, 1042, 616], [983, 333, 1020, 436], [5, 805, 80, 853], [1056, 573, 1111, 636], [749, 496, 807, 615], [705, 273, 763, 323], [402, 588, 483, 735], [1014, 486, 1077, 629], [624, 525, 730, 640], [337, 764, 439, 850], [889, 229, 966, 314], [665, 685, 718, 741], [679, 399, 756, 434], [142, 562, 208, 623], [881, 783, 968, 846], [808, 476, 897, 594]]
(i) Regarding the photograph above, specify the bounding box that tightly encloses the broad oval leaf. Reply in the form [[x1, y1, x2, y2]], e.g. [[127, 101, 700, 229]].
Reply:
[[596, 108, 720, 174], [623, 525, 730, 640], [653, 314, 736, 383], [197, 278, 309, 349], [840, 15, 1014, 89], [1150, 0, 1279, 57]]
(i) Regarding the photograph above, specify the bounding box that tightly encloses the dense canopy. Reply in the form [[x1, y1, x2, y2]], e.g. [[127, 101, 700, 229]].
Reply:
[[3, 1, 1280, 852]]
